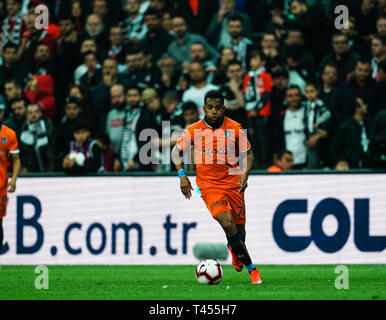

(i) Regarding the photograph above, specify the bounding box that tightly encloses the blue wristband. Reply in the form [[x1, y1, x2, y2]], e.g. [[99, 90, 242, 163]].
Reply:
[[178, 169, 186, 178]]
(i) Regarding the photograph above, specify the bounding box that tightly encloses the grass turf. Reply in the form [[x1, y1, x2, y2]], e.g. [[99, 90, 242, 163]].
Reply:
[[0, 265, 385, 300]]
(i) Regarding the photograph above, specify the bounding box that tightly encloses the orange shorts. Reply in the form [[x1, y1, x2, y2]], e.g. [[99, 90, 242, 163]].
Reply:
[[200, 188, 246, 225], [0, 188, 7, 219]]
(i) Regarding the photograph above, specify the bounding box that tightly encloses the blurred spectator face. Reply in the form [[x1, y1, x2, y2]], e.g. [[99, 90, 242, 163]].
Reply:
[[150, 0, 166, 11], [361, 0, 376, 14], [144, 13, 160, 32], [188, 63, 206, 83], [371, 37, 385, 58], [290, 0, 306, 17], [276, 152, 294, 171], [226, 63, 243, 82], [102, 59, 118, 76], [134, 52, 146, 69], [183, 108, 199, 125], [5, 0, 21, 17], [125, 0, 140, 16], [26, 104, 42, 123], [72, 1, 82, 18], [162, 12, 173, 32], [34, 44, 50, 62], [250, 54, 264, 70], [219, 47, 236, 66], [189, 43, 207, 62], [377, 18, 386, 35], [85, 14, 103, 37], [84, 53, 98, 71], [159, 56, 176, 75], [4, 82, 22, 101], [305, 84, 318, 102], [172, 17, 187, 38], [3, 46, 18, 65], [65, 102, 82, 120], [332, 35, 349, 55], [59, 19, 75, 36], [93, 0, 108, 17], [322, 65, 338, 87], [273, 74, 289, 90], [126, 53, 138, 72], [227, 20, 243, 40], [285, 30, 303, 46], [109, 26, 124, 46], [285, 87, 302, 109], [145, 96, 161, 112], [354, 61, 371, 83], [74, 129, 91, 145], [11, 100, 27, 121], [261, 34, 277, 50], [81, 39, 97, 54], [110, 85, 125, 109], [126, 88, 141, 107]]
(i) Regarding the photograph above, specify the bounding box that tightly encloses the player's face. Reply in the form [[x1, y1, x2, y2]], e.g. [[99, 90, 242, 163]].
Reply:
[[204, 98, 225, 125]]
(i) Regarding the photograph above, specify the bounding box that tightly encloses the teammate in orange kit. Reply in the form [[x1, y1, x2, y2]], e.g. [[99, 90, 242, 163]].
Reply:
[[0, 104, 21, 253], [171, 91, 262, 284]]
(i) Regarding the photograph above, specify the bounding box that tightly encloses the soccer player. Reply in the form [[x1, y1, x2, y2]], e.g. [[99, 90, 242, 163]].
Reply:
[[0, 104, 21, 253], [171, 91, 263, 284]]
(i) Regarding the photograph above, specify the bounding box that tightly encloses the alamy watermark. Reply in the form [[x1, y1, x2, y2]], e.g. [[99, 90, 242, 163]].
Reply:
[[34, 265, 49, 290], [334, 265, 349, 290], [34, 4, 49, 30], [334, 5, 349, 30]]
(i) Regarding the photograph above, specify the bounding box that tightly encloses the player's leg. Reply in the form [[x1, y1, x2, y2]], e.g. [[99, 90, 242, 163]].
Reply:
[[215, 212, 258, 276]]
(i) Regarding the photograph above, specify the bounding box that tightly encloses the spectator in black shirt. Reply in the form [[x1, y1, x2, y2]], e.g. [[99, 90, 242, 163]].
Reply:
[[330, 97, 370, 169]]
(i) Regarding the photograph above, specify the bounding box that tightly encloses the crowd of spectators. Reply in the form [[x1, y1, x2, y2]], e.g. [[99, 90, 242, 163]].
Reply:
[[0, 0, 386, 174]]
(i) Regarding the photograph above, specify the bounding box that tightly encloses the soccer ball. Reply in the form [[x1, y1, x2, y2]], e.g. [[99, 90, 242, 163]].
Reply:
[[195, 259, 223, 285]]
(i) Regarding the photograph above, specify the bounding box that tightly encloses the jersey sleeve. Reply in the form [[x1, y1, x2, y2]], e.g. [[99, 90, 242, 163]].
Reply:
[[8, 129, 19, 154], [176, 125, 194, 151], [236, 124, 251, 152]]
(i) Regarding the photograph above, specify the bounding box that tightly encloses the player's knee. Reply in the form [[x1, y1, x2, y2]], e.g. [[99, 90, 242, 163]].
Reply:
[[217, 213, 236, 235]]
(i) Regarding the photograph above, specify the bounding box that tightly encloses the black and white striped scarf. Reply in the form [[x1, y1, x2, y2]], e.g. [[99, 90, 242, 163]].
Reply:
[[2, 13, 23, 47]]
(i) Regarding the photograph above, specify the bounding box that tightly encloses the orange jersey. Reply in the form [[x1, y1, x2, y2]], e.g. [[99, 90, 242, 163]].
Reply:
[[176, 117, 251, 190], [0, 125, 19, 189]]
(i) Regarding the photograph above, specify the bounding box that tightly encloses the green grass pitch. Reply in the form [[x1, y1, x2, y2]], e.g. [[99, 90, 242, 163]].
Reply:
[[0, 265, 385, 300]]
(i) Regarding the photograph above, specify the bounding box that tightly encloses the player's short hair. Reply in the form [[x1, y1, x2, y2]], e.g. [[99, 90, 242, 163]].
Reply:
[[204, 91, 225, 104]]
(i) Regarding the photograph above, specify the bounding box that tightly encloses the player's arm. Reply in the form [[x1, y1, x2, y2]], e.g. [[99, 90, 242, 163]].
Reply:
[[238, 148, 254, 194], [171, 145, 194, 199], [9, 152, 21, 193]]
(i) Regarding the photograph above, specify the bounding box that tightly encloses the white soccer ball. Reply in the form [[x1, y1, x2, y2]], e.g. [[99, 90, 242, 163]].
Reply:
[[195, 259, 223, 285]]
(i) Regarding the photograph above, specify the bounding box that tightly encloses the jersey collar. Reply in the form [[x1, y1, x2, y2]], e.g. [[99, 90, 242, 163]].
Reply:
[[203, 116, 225, 130]]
